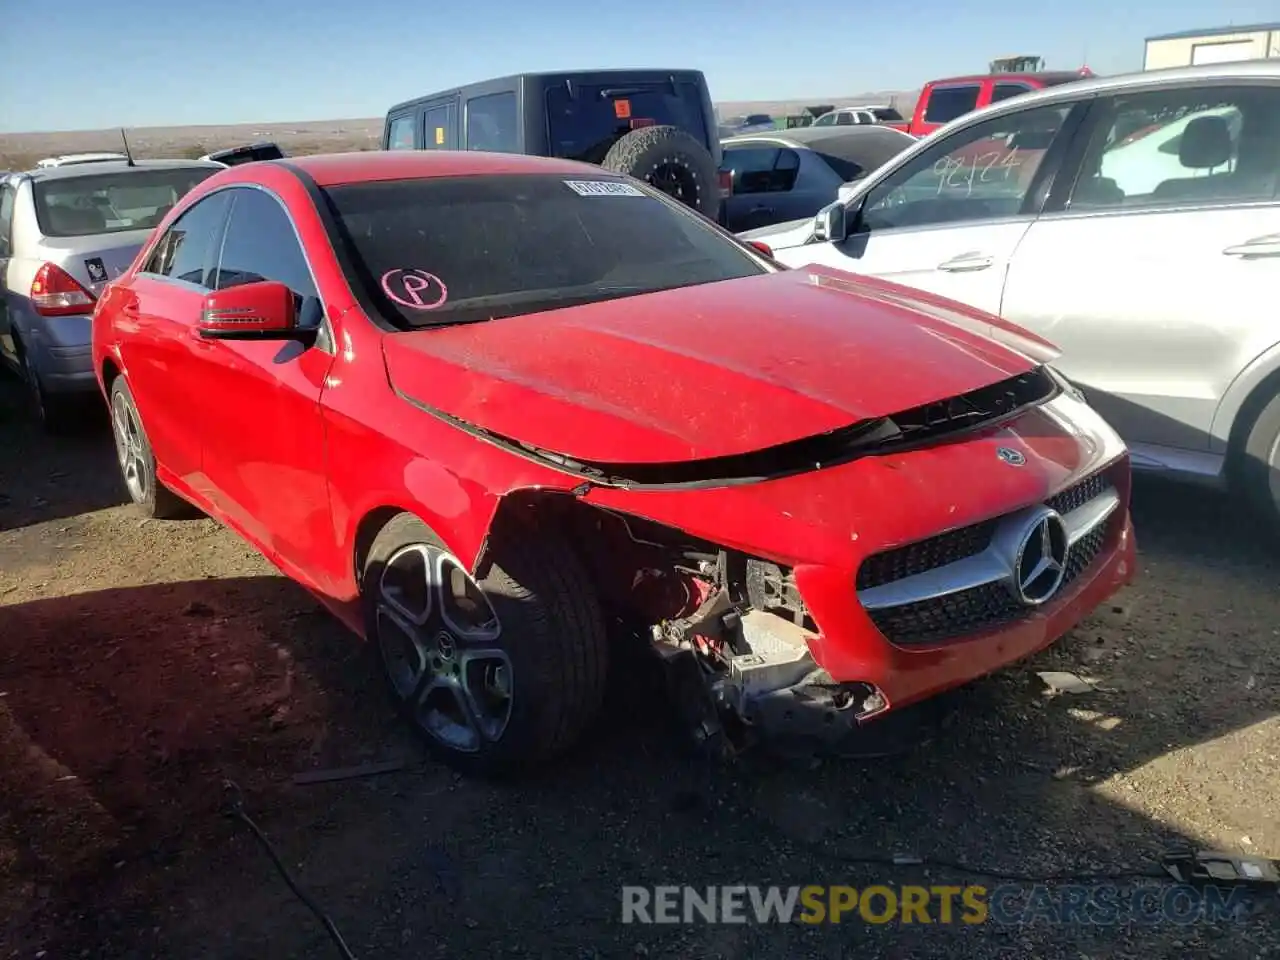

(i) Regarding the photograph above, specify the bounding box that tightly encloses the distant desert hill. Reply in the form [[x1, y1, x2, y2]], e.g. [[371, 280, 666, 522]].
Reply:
[[715, 90, 920, 119], [0, 91, 921, 170], [0, 118, 385, 171]]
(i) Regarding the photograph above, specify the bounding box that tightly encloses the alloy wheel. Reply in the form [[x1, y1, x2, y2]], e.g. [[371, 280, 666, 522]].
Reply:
[[374, 543, 512, 753], [111, 391, 149, 503]]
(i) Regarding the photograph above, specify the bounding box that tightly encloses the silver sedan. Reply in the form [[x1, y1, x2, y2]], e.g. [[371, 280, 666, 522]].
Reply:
[[0, 159, 221, 431], [719, 126, 915, 233]]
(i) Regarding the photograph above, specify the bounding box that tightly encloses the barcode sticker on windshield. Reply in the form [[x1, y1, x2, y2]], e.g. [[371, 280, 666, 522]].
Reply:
[[563, 180, 646, 197]]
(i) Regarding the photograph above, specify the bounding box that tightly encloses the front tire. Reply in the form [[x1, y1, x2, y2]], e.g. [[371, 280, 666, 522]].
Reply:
[[1240, 391, 1280, 535], [362, 512, 609, 777], [108, 376, 195, 519]]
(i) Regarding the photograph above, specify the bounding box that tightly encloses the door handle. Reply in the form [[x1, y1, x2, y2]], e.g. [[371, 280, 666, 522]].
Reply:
[[1223, 235, 1280, 258], [748, 205, 775, 215], [938, 254, 994, 272]]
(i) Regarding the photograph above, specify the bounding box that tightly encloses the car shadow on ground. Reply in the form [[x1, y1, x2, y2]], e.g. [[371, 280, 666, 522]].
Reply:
[[3, 490, 1277, 958], [0, 374, 122, 532], [2, 367, 1278, 957], [0, 572, 392, 953]]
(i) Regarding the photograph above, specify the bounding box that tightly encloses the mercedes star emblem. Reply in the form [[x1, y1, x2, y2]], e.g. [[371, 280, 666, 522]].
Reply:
[[996, 446, 1026, 466], [1011, 510, 1069, 606]]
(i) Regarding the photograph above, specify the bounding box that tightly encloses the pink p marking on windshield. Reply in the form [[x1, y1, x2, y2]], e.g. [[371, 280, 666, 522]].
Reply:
[[380, 269, 448, 310]]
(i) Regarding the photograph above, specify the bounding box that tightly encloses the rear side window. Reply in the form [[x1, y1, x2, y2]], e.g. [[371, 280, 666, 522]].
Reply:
[[0, 182, 15, 257], [466, 93, 519, 152], [991, 83, 1032, 104], [33, 167, 217, 238], [320, 174, 765, 330], [387, 115, 416, 150], [924, 85, 982, 124], [725, 146, 800, 193], [423, 102, 457, 149], [1070, 85, 1279, 210], [815, 151, 865, 182], [546, 82, 709, 164]]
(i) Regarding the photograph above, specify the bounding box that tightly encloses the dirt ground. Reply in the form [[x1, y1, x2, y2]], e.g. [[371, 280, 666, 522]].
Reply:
[[1, 374, 1278, 960]]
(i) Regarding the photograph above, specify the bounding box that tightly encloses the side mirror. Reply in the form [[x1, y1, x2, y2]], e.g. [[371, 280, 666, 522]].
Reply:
[[811, 201, 847, 244], [197, 279, 300, 340]]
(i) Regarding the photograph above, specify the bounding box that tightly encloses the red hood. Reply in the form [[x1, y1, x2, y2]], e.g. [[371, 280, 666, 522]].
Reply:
[[382, 266, 1047, 465]]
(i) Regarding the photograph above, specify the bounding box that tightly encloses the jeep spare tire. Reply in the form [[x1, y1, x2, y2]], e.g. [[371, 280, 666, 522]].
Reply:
[[601, 125, 719, 217]]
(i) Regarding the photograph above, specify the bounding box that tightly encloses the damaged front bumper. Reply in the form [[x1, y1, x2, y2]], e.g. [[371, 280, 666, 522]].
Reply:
[[656, 609, 910, 758], [653, 504, 1135, 760], [716, 610, 898, 754]]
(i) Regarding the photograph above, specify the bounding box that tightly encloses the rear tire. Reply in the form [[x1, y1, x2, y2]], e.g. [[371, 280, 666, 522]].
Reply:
[[1240, 392, 1280, 535], [108, 375, 196, 520], [362, 512, 609, 778], [601, 125, 720, 217], [19, 342, 76, 435]]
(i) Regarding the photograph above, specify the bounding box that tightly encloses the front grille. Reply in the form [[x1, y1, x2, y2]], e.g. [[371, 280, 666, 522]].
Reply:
[[855, 519, 996, 591], [1063, 523, 1106, 581], [866, 582, 1024, 648], [1047, 471, 1107, 516], [857, 468, 1117, 647]]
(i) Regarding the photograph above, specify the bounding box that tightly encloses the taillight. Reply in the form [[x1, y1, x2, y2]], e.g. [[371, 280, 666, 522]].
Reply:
[[717, 169, 733, 199], [30, 262, 96, 317]]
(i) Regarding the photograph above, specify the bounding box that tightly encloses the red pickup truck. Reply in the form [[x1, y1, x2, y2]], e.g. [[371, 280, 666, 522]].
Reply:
[[887, 70, 1092, 138]]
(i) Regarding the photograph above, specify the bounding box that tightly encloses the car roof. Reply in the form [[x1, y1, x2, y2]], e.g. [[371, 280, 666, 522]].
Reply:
[[37, 151, 130, 167], [23, 158, 225, 183], [927, 71, 1086, 85], [724, 125, 913, 150], [274, 149, 609, 187], [936, 60, 1280, 121], [387, 68, 707, 114], [723, 126, 915, 174]]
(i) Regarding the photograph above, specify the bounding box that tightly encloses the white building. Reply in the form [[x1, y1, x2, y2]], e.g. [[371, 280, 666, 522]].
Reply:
[[1144, 22, 1280, 70]]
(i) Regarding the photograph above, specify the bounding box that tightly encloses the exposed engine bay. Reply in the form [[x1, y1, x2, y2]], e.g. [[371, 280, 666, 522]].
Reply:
[[543, 498, 890, 756]]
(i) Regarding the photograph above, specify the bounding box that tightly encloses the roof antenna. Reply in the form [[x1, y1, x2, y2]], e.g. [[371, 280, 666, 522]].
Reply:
[[119, 128, 136, 166]]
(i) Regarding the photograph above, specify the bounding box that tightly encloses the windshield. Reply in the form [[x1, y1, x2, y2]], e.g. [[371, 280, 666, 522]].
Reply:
[[321, 174, 767, 330], [816, 151, 865, 181], [33, 166, 217, 237], [546, 82, 710, 163]]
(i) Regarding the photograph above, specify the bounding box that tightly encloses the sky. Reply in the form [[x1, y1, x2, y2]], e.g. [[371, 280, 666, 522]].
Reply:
[[1, 0, 1278, 133]]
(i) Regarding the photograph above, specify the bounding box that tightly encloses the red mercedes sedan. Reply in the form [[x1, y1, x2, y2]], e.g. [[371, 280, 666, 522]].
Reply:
[[91, 150, 1136, 775]]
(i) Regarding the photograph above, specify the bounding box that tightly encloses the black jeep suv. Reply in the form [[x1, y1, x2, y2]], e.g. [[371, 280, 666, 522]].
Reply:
[[382, 69, 727, 219]]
